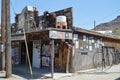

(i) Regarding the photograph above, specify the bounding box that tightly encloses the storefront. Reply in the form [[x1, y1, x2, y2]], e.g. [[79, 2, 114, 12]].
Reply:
[[11, 28, 73, 72]]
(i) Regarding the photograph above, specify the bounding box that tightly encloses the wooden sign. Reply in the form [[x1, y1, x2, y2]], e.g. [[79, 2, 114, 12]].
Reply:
[[49, 30, 72, 39], [11, 35, 25, 41]]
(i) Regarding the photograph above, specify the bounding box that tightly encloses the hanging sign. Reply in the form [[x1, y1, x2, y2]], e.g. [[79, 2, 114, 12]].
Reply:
[[49, 30, 72, 39]]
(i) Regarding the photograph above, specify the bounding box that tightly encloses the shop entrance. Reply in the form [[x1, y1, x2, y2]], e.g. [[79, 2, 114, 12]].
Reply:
[[40, 40, 71, 72], [20, 42, 33, 66]]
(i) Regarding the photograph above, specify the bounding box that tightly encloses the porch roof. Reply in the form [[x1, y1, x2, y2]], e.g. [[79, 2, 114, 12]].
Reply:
[[73, 27, 120, 40], [11, 28, 73, 41]]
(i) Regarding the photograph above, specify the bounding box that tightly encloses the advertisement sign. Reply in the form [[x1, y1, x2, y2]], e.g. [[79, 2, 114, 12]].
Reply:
[[49, 30, 72, 39]]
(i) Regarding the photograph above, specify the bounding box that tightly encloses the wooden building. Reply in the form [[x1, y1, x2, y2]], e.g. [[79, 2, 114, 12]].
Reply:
[[10, 6, 120, 73], [72, 27, 120, 72], [11, 6, 73, 73]]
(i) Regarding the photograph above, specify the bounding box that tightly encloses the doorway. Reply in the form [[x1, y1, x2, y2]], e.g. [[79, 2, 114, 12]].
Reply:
[[20, 41, 33, 66]]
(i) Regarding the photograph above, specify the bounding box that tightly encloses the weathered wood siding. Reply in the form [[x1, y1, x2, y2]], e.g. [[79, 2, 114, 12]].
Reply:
[[73, 32, 120, 72]]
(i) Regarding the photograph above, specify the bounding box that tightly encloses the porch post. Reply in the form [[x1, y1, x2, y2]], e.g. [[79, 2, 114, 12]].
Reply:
[[71, 45, 75, 72], [66, 46, 70, 73], [51, 39, 54, 79]]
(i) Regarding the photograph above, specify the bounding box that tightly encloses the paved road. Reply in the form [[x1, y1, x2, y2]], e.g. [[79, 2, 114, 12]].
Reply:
[[0, 64, 120, 80]]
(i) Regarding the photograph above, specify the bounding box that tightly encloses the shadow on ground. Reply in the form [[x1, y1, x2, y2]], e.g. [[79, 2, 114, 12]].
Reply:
[[115, 77, 120, 80], [12, 65, 64, 79]]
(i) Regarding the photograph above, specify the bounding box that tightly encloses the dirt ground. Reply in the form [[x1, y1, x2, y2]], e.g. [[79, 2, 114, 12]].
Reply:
[[0, 64, 120, 80]]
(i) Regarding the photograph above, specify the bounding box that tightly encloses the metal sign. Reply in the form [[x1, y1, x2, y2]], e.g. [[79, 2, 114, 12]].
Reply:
[[49, 30, 72, 39]]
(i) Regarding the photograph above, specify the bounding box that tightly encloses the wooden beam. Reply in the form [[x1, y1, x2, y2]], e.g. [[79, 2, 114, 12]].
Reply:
[[51, 40, 54, 79], [66, 47, 70, 73]]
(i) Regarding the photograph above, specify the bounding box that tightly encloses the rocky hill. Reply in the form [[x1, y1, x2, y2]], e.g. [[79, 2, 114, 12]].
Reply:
[[94, 16, 120, 36]]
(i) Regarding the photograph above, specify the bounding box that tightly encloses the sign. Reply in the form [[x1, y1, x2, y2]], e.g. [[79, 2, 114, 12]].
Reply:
[[11, 35, 25, 41], [49, 30, 72, 39]]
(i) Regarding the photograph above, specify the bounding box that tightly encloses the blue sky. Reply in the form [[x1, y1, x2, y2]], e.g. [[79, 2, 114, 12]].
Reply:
[[0, 0, 120, 30]]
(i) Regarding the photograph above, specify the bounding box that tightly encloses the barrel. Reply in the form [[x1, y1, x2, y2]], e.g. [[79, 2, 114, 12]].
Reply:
[[56, 16, 67, 23]]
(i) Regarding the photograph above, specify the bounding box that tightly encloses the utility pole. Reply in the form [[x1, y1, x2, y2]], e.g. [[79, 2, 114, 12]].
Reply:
[[5, 0, 12, 78], [94, 20, 96, 30], [1, 0, 6, 71]]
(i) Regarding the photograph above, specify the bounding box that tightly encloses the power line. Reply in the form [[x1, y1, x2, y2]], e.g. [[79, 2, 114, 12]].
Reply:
[[80, 8, 120, 27], [33, 0, 47, 12], [97, 8, 120, 23], [10, 0, 16, 15]]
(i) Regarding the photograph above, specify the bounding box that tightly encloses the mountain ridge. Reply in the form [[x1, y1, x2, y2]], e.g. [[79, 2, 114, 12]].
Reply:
[[94, 16, 120, 31]]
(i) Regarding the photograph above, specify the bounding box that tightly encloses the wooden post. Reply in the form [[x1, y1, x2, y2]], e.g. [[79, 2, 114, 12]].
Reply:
[[94, 20, 96, 30], [58, 42, 62, 71], [5, 0, 12, 78], [51, 40, 54, 79], [71, 45, 75, 72], [66, 47, 70, 73], [1, 0, 6, 71], [23, 28, 33, 75]]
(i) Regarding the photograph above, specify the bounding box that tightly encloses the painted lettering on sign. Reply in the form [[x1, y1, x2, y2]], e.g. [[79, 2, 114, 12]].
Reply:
[[49, 30, 72, 39]]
